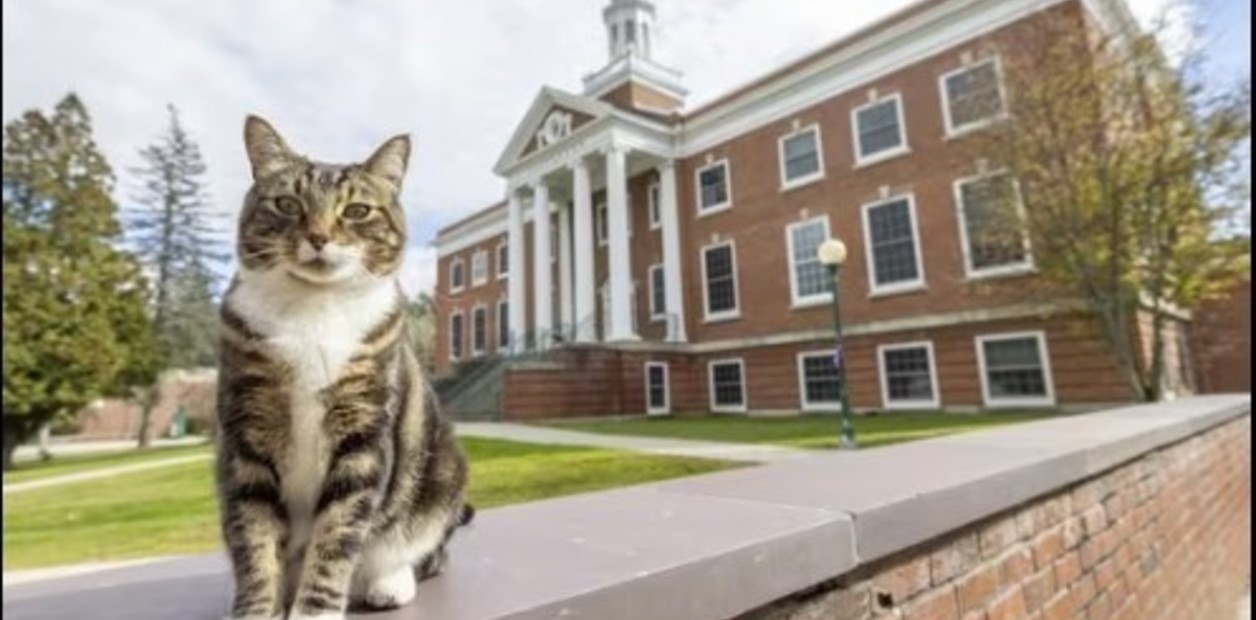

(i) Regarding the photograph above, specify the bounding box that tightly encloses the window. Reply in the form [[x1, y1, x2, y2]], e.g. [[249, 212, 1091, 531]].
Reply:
[[497, 300, 510, 350], [471, 251, 488, 286], [449, 258, 465, 293], [708, 359, 746, 412], [645, 362, 669, 415], [550, 220, 558, 263], [878, 342, 939, 409], [472, 306, 487, 355], [779, 126, 824, 187], [941, 57, 1006, 135], [955, 172, 1032, 278], [496, 243, 509, 279], [449, 312, 464, 361], [596, 203, 608, 246], [797, 351, 843, 411], [649, 264, 666, 321], [695, 160, 731, 214], [976, 332, 1055, 407], [701, 241, 739, 321], [852, 95, 908, 164], [648, 183, 662, 230], [786, 217, 833, 307], [861, 195, 925, 294]]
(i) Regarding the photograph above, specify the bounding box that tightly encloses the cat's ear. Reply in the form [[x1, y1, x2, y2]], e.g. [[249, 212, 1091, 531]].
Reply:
[[364, 134, 411, 190], [243, 115, 296, 180]]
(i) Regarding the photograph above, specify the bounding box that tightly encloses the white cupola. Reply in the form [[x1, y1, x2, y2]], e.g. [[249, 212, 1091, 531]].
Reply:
[[584, 0, 687, 111], [604, 0, 657, 61]]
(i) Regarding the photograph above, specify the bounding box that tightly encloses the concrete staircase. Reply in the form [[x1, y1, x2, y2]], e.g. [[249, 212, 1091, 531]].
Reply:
[[434, 356, 509, 421]]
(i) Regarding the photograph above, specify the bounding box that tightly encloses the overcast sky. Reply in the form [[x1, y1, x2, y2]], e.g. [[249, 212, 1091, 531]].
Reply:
[[4, 0, 1247, 296]]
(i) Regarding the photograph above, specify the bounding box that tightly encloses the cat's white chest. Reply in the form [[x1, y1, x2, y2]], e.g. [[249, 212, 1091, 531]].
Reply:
[[227, 272, 397, 546]]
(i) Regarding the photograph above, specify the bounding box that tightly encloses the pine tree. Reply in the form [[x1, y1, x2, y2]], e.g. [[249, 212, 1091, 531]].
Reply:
[[128, 104, 226, 370], [2, 94, 162, 469]]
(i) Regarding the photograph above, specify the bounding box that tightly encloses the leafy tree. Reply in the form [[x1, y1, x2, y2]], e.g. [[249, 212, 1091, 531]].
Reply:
[[128, 104, 226, 370], [406, 293, 437, 373], [127, 105, 225, 447], [971, 13, 1251, 401], [2, 94, 162, 468]]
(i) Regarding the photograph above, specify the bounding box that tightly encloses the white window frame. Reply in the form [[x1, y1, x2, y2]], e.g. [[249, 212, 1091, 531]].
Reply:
[[785, 216, 834, 309], [796, 350, 844, 412], [471, 304, 488, 357], [975, 330, 1056, 408], [860, 193, 927, 297], [449, 258, 466, 294], [496, 242, 510, 280], [877, 340, 941, 410], [644, 361, 671, 415], [448, 310, 464, 362], [648, 263, 666, 322], [953, 171, 1035, 280], [648, 182, 662, 230], [708, 358, 747, 413], [850, 93, 910, 167], [470, 250, 488, 287], [596, 203, 609, 247], [700, 239, 741, 323], [940, 56, 1008, 138], [778, 124, 826, 190], [695, 159, 733, 217], [496, 299, 510, 350]]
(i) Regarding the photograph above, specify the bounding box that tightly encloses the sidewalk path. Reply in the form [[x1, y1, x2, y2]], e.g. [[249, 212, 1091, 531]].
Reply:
[[3, 454, 212, 496], [12, 437, 207, 463], [455, 422, 809, 463]]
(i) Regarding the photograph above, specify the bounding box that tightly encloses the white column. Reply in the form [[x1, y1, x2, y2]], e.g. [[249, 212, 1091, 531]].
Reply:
[[572, 158, 597, 343], [605, 145, 637, 341], [507, 188, 526, 353], [530, 180, 553, 351], [658, 161, 687, 342], [558, 201, 574, 340]]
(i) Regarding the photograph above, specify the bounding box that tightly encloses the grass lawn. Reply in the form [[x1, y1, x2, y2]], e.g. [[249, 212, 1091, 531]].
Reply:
[[1, 437, 736, 570], [3, 443, 213, 485], [550, 410, 1063, 450]]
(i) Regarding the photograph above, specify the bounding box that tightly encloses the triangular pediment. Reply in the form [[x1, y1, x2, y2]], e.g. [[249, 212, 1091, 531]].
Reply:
[[493, 87, 613, 175]]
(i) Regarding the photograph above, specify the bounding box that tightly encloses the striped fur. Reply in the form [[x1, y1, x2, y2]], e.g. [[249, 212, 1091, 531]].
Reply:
[[216, 116, 470, 620]]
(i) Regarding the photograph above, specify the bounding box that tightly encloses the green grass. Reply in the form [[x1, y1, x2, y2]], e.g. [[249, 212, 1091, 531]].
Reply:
[[1, 437, 736, 570], [549, 410, 1063, 450], [3, 443, 213, 485]]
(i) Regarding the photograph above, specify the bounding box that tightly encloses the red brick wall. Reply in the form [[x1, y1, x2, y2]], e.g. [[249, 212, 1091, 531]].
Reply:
[[739, 413, 1252, 620], [502, 312, 1135, 418], [1191, 279, 1251, 394]]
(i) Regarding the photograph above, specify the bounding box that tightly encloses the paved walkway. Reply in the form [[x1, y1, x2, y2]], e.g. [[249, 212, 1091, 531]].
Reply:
[[11, 437, 206, 463], [2, 454, 212, 496], [455, 422, 809, 463]]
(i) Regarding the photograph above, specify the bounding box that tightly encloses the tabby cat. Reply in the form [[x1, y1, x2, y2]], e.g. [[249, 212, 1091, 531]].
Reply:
[[215, 115, 471, 620]]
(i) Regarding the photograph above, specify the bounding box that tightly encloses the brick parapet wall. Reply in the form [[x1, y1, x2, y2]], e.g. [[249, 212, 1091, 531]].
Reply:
[[738, 414, 1251, 620]]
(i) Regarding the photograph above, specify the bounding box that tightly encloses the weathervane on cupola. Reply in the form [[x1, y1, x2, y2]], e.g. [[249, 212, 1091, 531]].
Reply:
[[583, 0, 688, 113]]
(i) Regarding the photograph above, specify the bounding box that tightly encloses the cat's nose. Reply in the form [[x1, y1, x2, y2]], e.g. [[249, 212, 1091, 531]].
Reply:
[[307, 233, 330, 251]]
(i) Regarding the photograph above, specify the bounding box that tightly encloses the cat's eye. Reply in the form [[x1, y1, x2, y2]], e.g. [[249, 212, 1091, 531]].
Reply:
[[342, 203, 373, 221], [273, 197, 303, 217]]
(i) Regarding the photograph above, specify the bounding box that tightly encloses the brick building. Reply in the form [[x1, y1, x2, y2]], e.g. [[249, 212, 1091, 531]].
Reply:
[[431, 0, 1197, 419]]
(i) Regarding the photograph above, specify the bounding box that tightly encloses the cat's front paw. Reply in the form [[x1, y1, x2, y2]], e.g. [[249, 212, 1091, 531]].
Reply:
[[286, 613, 345, 620], [360, 566, 417, 610]]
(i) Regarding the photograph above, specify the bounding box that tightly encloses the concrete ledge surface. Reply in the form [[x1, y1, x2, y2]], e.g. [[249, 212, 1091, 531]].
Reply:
[[2, 395, 1249, 620]]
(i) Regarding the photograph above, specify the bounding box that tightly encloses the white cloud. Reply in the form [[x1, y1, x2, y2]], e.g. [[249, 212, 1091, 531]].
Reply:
[[2, 0, 1196, 296]]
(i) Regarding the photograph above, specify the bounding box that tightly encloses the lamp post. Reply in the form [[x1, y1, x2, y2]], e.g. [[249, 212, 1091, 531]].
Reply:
[[817, 238, 858, 450]]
